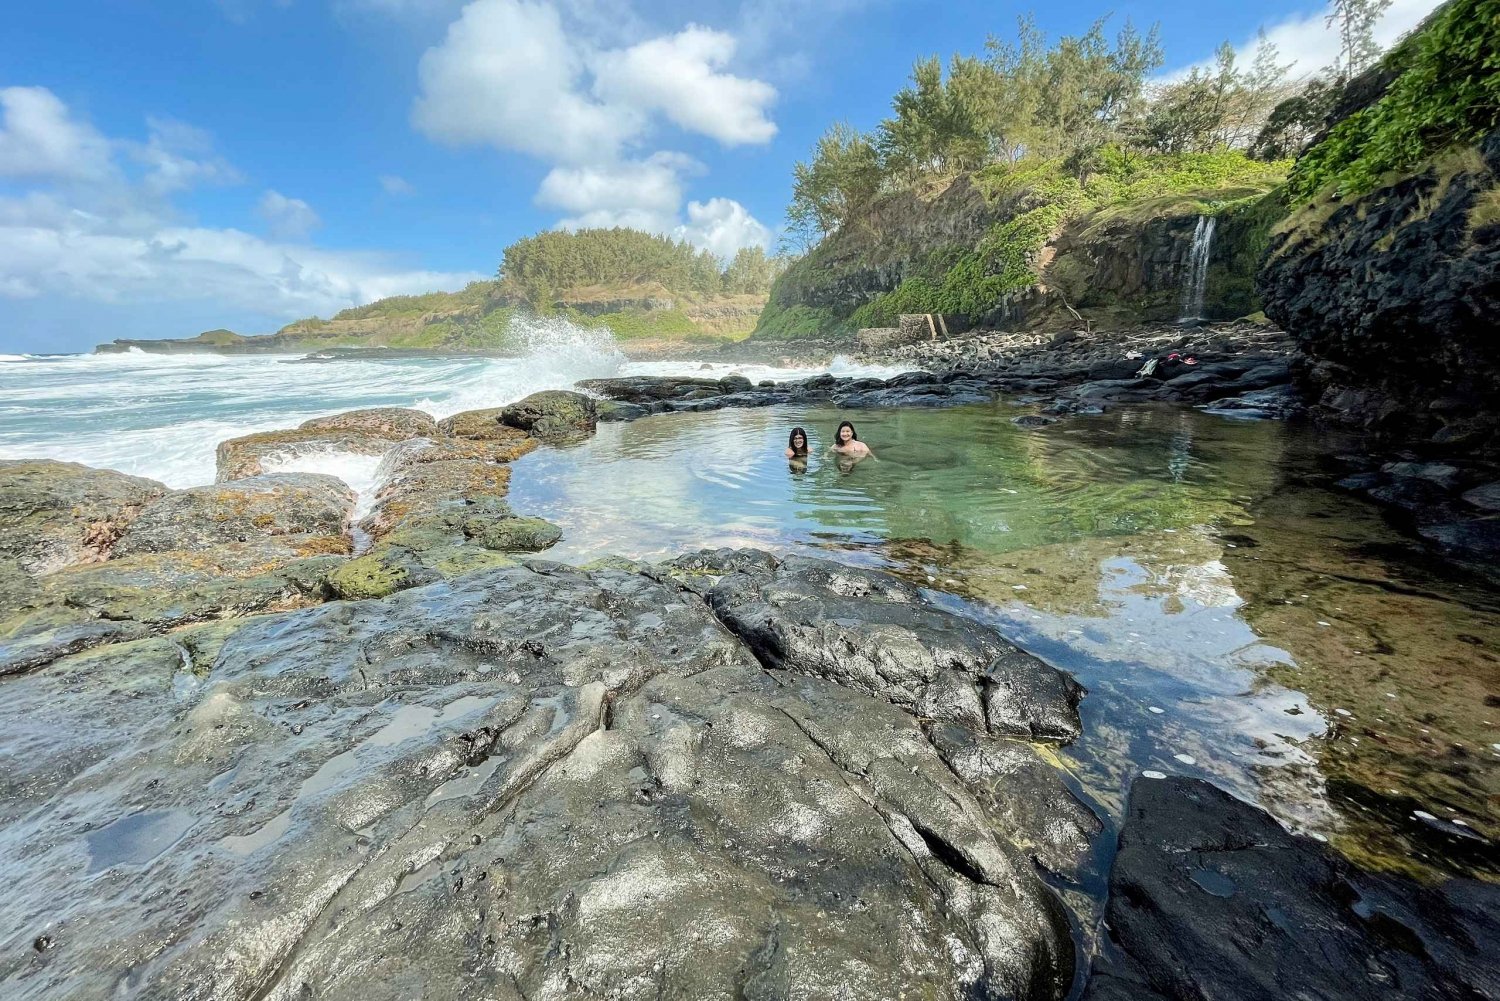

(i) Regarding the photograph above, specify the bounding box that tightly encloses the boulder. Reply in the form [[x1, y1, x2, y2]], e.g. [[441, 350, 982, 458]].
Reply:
[[435, 409, 539, 453], [500, 390, 597, 443], [0, 460, 167, 575], [0, 563, 1079, 1000], [681, 550, 1085, 742], [114, 473, 354, 557], [1083, 777, 1500, 1000]]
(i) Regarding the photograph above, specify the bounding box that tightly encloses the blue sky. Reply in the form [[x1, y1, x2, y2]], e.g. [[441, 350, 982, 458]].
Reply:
[[0, 0, 1439, 352]]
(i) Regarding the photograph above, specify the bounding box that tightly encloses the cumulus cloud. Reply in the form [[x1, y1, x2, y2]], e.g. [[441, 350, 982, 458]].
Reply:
[[379, 173, 415, 195], [591, 26, 776, 146], [257, 190, 322, 240], [0, 86, 115, 181], [1171, 0, 1444, 81], [412, 0, 640, 164], [411, 0, 776, 255], [673, 197, 770, 259]]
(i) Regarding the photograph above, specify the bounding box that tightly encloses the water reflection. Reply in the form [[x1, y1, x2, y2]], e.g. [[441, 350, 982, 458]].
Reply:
[[508, 402, 1500, 877]]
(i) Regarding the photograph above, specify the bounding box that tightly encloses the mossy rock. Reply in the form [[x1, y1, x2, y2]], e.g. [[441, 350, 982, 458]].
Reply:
[[327, 540, 518, 600], [462, 515, 562, 553], [327, 552, 417, 600], [298, 407, 437, 438], [500, 391, 597, 443]]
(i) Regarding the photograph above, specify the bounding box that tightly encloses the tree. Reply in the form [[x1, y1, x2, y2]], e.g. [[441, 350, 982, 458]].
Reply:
[[1251, 78, 1340, 159], [1327, 0, 1393, 79], [788, 122, 883, 240]]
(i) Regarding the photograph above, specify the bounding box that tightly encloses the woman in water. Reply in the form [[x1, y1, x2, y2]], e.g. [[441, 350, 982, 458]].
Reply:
[[785, 426, 810, 459], [831, 420, 872, 459]]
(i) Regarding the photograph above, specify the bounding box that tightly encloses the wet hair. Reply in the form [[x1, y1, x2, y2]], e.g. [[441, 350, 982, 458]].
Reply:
[[787, 426, 809, 455], [835, 420, 859, 443]]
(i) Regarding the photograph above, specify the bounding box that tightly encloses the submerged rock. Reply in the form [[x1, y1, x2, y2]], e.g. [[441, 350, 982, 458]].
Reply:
[[0, 561, 1080, 1000], [1081, 776, 1500, 1001], [500, 390, 598, 443], [0, 460, 167, 576]]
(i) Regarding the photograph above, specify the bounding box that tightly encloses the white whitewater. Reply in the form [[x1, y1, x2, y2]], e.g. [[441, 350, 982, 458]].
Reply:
[[1178, 215, 1217, 322]]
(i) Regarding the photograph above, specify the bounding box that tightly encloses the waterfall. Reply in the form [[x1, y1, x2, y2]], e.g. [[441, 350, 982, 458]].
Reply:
[[1178, 215, 1217, 322]]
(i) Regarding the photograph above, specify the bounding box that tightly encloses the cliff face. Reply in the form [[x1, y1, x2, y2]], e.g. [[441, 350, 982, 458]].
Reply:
[[756, 156, 1285, 339], [1259, 135, 1500, 440]]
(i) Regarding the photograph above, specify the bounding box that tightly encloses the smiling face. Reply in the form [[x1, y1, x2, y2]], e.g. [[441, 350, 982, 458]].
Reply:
[[792, 432, 806, 448], [838, 425, 853, 443]]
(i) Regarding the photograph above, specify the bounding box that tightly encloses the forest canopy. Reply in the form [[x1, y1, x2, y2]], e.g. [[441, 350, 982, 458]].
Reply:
[[498, 228, 781, 307]]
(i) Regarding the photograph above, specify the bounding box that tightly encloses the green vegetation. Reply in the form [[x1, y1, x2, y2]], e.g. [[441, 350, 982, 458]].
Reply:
[[1286, 0, 1500, 201], [760, 0, 1424, 338], [499, 228, 781, 306]]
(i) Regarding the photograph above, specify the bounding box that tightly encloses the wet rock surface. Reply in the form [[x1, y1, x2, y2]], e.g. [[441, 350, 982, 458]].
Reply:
[[0, 556, 1083, 1001], [1082, 776, 1500, 1001], [114, 472, 354, 556], [681, 550, 1085, 743], [0, 460, 167, 574], [298, 406, 438, 438], [500, 389, 598, 443]]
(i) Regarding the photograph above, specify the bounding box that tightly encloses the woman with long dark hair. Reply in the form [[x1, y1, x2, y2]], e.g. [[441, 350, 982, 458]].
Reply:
[[785, 426, 809, 458], [831, 420, 871, 458]]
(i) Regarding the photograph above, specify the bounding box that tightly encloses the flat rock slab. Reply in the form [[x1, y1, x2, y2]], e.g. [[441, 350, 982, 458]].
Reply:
[[0, 563, 1078, 1000], [114, 472, 354, 556], [298, 407, 437, 438], [677, 549, 1085, 743], [1081, 777, 1500, 1001], [0, 460, 167, 575]]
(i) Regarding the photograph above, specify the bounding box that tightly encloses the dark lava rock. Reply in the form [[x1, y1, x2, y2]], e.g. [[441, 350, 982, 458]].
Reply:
[[595, 399, 650, 422], [0, 562, 1078, 1000], [1080, 777, 1500, 1001], [500, 389, 598, 443], [113, 473, 354, 557], [0, 460, 167, 575], [1260, 129, 1500, 437], [687, 550, 1084, 742], [1462, 481, 1500, 511]]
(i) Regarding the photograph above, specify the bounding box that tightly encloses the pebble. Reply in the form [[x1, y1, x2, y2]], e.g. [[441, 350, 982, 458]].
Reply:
[[1142, 770, 1167, 780], [1012, 584, 1028, 591], [1414, 810, 1438, 822], [1334, 708, 1352, 717], [1173, 754, 1197, 765], [1148, 706, 1165, 714], [1316, 621, 1331, 627]]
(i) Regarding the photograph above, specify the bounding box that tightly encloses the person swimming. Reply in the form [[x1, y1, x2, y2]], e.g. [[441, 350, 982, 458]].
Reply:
[[785, 426, 810, 458], [831, 420, 872, 458]]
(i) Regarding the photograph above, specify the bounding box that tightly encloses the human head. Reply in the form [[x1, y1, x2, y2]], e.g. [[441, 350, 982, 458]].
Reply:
[[787, 426, 809, 455], [836, 420, 858, 444]]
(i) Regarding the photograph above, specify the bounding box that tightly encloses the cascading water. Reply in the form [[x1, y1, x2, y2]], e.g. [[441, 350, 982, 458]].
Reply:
[[1178, 215, 1217, 323]]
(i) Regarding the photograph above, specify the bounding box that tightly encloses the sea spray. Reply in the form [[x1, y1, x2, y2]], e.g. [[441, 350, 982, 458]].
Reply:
[[414, 313, 625, 418]]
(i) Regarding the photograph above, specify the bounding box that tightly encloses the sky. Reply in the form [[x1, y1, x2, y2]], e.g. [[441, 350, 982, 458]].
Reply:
[[0, 0, 1442, 353]]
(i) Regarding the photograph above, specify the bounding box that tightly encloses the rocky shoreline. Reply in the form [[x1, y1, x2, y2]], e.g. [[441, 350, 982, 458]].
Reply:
[[3, 383, 1497, 999]]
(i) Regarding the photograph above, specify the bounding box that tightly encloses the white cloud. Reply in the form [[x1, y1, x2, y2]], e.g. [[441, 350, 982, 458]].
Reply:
[[537, 151, 698, 230], [257, 190, 322, 240], [673, 197, 770, 259], [591, 26, 776, 146], [1171, 0, 1445, 81], [411, 0, 776, 261], [379, 173, 415, 195], [130, 117, 243, 195], [0, 86, 114, 181], [0, 89, 480, 335], [411, 0, 640, 164]]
